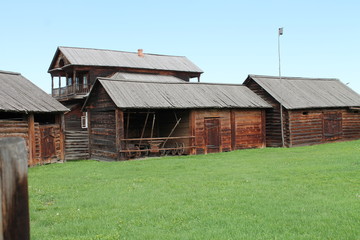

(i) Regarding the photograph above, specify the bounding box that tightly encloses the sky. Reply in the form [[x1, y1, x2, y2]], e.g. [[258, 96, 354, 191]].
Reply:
[[1, 0, 359, 94]]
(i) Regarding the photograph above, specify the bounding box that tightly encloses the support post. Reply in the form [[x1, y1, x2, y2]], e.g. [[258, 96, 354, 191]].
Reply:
[[115, 109, 125, 160], [0, 137, 30, 240], [58, 75, 61, 97], [27, 114, 35, 166]]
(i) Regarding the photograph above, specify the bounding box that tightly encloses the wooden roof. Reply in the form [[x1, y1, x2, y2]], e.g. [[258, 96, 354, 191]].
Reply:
[[49, 46, 203, 74], [84, 78, 271, 109], [0, 70, 68, 113], [245, 75, 360, 109], [109, 72, 185, 82]]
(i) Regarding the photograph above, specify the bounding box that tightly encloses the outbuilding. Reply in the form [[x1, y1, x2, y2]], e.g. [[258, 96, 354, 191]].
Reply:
[[83, 78, 271, 160], [0, 70, 68, 165], [244, 75, 360, 147]]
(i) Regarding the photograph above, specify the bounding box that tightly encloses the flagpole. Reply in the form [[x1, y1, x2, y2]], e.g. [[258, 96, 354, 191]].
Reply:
[[278, 27, 285, 147]]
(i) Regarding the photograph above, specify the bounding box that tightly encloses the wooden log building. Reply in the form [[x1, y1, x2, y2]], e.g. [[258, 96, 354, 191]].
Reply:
[[244, 75, 360, 147], [0, 70, 68, 166], [83, 78, 271, 160], [48, 46, 203, 160]]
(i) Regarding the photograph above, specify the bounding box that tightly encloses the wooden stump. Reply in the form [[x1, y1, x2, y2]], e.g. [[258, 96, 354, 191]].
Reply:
[[0, 137, 30, 240]]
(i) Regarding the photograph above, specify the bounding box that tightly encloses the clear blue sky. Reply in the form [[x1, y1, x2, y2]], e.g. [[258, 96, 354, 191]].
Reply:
[[1, 0, 359, 93]]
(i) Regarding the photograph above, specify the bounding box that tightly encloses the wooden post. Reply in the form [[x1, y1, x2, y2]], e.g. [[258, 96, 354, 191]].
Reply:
[[58, 75, 61, 97], [27, 114, 35, 166], [115, 109, 125, 160], [51, 75, 54, 97], [57, 114, 65, 161], [230, 110, 236, 151], [0, 137, 30, 240]]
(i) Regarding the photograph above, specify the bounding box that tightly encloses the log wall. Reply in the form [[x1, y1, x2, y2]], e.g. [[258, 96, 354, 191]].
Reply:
[[343, 110, 360, 140], [245, 79, 283, 147], [191, 109, 265, 155], [288, 109, 360, 146], [231, 110, 266, 149], [87, 83, 117, 160], [0, 120, 64, 166]]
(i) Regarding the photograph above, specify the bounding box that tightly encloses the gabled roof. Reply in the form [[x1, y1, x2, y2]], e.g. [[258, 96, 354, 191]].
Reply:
[[244, 75, 360, 109], [48, 46, 203, 74], [0, 70, 68, 113], [109, 72, 185, 82], [84, 78, 271, 109]]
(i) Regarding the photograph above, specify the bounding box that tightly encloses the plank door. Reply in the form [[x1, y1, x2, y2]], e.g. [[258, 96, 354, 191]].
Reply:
[[323, 112, 342, 141], [204, 118, 221, 153], [40, 126, 56, 160]]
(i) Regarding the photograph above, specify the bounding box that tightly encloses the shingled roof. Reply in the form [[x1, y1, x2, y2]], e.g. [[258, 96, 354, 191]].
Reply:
[[49, 46, 203, 74], [245, 75, 360, 109], [85, 78, 271, 109], [109, 72, 184, 82], [0, 70, 68, 113]]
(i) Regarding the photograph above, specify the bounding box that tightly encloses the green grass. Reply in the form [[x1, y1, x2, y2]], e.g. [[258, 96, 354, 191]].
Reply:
[[29, 140, 360, 240]]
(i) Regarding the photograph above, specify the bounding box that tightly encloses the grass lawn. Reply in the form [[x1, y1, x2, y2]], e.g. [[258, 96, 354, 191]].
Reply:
[[29, 140, 360, 240]]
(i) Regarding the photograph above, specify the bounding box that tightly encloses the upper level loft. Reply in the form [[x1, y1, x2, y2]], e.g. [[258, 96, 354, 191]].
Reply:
[[49, 47, 203, 101]]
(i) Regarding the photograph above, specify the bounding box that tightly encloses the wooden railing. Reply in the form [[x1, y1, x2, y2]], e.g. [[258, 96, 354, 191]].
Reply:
[[52, 84, 89, 98]]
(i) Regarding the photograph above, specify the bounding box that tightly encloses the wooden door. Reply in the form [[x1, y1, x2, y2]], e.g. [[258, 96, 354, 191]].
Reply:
[[40, 126, 56, 160], [323, 112, 342, 140], [205, 118, 220, 153]]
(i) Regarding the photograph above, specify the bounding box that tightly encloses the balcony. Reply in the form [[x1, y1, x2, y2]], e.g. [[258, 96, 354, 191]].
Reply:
[[52, 84, 89, 99]]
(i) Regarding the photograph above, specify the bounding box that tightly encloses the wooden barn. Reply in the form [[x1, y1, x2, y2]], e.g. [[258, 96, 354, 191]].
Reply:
[[48, 46, 203, 160], [83, 78, 271, 160], [0, 70, 68, 166], [244, 75, 360, 147]]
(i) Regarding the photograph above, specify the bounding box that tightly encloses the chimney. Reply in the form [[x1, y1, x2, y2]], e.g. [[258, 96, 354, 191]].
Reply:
[[138, 49, 144, 57]]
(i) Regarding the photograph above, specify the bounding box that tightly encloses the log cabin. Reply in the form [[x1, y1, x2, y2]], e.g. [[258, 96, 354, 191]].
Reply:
[[0, 70, 68, 166], [244, 75, 360, 147], [48, 46, 203, 159], [82, 78, 271, 161]]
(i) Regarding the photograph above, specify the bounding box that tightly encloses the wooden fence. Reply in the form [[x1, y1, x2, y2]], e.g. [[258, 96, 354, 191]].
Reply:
[[0, 137, 30, 240]]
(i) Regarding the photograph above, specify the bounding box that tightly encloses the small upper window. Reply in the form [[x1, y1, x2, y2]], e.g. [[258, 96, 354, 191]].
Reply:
[[302, 112, 309, 115], [59, 59, 65, 67], [81, 112, 88, 129]]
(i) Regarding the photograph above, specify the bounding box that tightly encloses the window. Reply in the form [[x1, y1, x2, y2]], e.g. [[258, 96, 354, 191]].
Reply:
[[81, 112, 88, 129], [59, 59, 65, 67]]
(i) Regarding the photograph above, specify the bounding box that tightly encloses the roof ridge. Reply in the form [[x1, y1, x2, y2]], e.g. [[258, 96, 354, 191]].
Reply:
[[98, 77, 245, 87], [249, 74, 339, 81], [58, 46, 187, 58], [0, 70, 21, 75]]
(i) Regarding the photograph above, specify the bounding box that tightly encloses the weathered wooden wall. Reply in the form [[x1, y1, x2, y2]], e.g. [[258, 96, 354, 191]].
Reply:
[[62, 102, 89, 160], [0, 119, 64, 166], [190, 109, 266, 155], [0, 137, 30, 240], [64, 103, 84, 131], [343, 110, 360, 140], [231, 110, 266, 149], [245, 79, 283, 147], [87, 83, 117, 160], [191, 109, 232, 154], [288, 109, 360, 147]]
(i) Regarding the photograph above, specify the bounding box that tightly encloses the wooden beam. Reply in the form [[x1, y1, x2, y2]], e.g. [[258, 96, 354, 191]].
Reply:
[[27, 114, 35, 165], [58, 75, 61, 97], [0, 137, 30, 240], [115, 109, 124, 160], [230, 110, 236, 151]]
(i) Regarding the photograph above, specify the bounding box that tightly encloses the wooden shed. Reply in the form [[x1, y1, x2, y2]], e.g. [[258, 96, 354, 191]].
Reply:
[[0, 70, 68, 166], [244, 75, 360, 147], [83, 78, 271, 160], [48, 46, 203, 160]]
